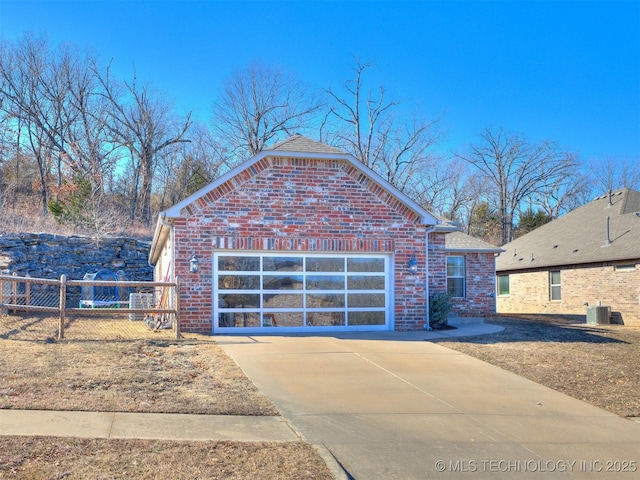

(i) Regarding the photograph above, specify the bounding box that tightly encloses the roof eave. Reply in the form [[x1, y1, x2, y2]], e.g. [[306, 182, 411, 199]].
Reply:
[[447, 247, 505, 254], [496, 255, 640, 272], [148, 214, 172, 266]]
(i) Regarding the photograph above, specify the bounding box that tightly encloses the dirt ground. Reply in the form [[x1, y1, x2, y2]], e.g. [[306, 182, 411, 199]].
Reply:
[[435, 315, 640, 418]]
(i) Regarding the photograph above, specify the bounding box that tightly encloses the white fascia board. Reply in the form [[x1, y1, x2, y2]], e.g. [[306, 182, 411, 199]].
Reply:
[[148, 214, 172, 265], [434, 224, 461, 233]]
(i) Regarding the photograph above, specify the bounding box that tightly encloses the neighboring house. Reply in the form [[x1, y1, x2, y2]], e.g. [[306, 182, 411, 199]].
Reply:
[[148, 134, 499, 334], [496, 188, 640, 326]]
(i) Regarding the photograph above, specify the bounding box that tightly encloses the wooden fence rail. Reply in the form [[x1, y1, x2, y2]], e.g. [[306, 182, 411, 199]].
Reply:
[[0, 274, 180, 339]]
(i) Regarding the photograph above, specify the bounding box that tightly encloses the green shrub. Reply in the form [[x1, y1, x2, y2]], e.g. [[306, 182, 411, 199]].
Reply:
[[429, 292, 452, 329]]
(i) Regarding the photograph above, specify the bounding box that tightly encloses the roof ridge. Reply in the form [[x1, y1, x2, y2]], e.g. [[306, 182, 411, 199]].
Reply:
[[265, 134, 345, 154]]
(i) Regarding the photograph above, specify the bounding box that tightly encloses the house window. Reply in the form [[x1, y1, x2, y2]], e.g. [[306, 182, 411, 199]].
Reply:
[[615, 264, 636, 272], [550, 270, 561, 301], [497, 274, 510, 296], [446, 256, 465, 298]]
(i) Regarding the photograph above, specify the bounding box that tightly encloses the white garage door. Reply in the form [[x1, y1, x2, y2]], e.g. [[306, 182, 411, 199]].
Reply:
[[213, 252, 391, 333]]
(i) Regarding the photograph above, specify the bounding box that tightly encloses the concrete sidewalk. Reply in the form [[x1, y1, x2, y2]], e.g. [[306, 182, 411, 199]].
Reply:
[[0, 410, 299, 442], [218, 328, 640, 479]]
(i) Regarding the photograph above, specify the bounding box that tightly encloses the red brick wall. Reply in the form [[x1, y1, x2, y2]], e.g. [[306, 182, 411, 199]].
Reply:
[[449, 252, 498, 317], [497, 262, 640, 326], [168, 156, 475, 332]]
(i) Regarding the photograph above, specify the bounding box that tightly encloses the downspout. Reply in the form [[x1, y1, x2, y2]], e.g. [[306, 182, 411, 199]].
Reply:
[[424, 225, 437, 331], [161, 214, 175, 283]]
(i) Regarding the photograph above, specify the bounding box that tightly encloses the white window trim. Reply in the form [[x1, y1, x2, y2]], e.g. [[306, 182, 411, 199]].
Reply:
[[497, 274, 510, 297], [446, 255, 466, 298], [550, 270, 562, 301]]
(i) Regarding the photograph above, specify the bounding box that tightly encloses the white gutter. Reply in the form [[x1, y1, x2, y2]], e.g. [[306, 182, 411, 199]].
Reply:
[[148, 213, 175, 282], [424, 225, 437, 331], [162, 214, 175, 282]]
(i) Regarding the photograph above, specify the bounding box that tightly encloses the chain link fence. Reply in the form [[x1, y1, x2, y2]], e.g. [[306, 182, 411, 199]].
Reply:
[[0, 274, 180, 341]]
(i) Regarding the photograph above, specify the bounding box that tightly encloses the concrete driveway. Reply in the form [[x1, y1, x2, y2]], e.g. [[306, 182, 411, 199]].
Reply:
[[218, 331, 640, 479]]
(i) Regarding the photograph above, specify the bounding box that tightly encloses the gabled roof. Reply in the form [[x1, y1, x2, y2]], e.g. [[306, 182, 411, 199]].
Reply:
[[149, 135, 442, 264], [161, 134, 438, 224], [445, 231, 503, 253], [496, 188, 640, 272]]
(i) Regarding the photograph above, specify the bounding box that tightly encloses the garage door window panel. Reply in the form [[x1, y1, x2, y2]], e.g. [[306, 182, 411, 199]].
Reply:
[[219, 312, 261, 327], [348, 293, 385, 308], [263, 275, 303, 290], [218, 256, 260, 272], [307, 312, 345, 326], [263, 257, 303, 272], [307, 275, 344, 290], [349, 311, 385, 325], [306, 294, 345, 308], [219, 275, 260, 290], [264, 312, 303, 327], [263, 293, 303, 309], [348, 257, 384, 272], [348, 276, 385, 290], [307, 257, 345, 272], [218, 294, 260, 308]]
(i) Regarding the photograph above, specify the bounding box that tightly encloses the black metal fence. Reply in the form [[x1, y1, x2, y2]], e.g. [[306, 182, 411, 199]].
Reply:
[[0, 274, 180, 341]]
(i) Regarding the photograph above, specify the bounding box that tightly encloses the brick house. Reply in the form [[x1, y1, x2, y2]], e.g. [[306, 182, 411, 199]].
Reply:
[[496, 188, 640, 326], [148, 135, 499, 334]]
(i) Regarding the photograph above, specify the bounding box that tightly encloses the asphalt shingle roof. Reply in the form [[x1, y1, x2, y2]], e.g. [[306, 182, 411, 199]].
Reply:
[[445, 231, 503, 253], [496, 188, 640, 272], [266, 134, 345, 154]]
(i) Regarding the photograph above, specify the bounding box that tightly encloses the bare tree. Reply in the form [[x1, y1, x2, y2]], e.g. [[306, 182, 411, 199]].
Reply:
[[534, 172, 589, 219], [588, 156, 640, 194], [212, 62, 322, 161], [323, 59, 441, 192], [0, 34, 62, 214], [97, 64, 192, 224], [155, 122, 230, 211], [0, 35, 119, 224], [457, 127, 579, 245]]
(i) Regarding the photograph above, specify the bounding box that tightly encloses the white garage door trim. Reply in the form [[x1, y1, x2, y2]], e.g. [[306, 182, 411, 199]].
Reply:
[[213, 252, 392, 333]]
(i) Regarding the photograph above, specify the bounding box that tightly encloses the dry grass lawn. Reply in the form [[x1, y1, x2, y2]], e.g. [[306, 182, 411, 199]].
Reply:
[[0, 314, 333, 480], [0, 338, 277, 415], [0, 438, 331, 480], [435, 315, 640, 418]]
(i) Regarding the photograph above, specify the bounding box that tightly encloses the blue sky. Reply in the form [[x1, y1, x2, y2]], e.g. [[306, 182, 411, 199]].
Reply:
[[1, 0, 639, 164]]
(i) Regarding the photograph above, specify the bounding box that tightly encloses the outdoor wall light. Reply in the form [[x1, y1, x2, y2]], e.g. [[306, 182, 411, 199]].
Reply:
[[408, 254, 418, 275], [189, 254, 199, 273]]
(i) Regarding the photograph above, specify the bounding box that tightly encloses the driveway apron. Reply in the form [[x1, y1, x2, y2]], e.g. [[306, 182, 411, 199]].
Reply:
[[218, 332, 640, 480]]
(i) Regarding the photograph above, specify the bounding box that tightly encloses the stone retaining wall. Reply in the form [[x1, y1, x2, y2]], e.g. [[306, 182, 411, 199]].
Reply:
[[0, 233, 153, 281]]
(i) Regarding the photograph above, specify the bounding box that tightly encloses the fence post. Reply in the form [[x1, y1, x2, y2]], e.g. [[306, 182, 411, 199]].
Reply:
[[174, 276, 181, 339], [25, 274, 31, 306], [0, 276, 5, 316], [59, 275, 66, 340], [12, 272, 17, 305]]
